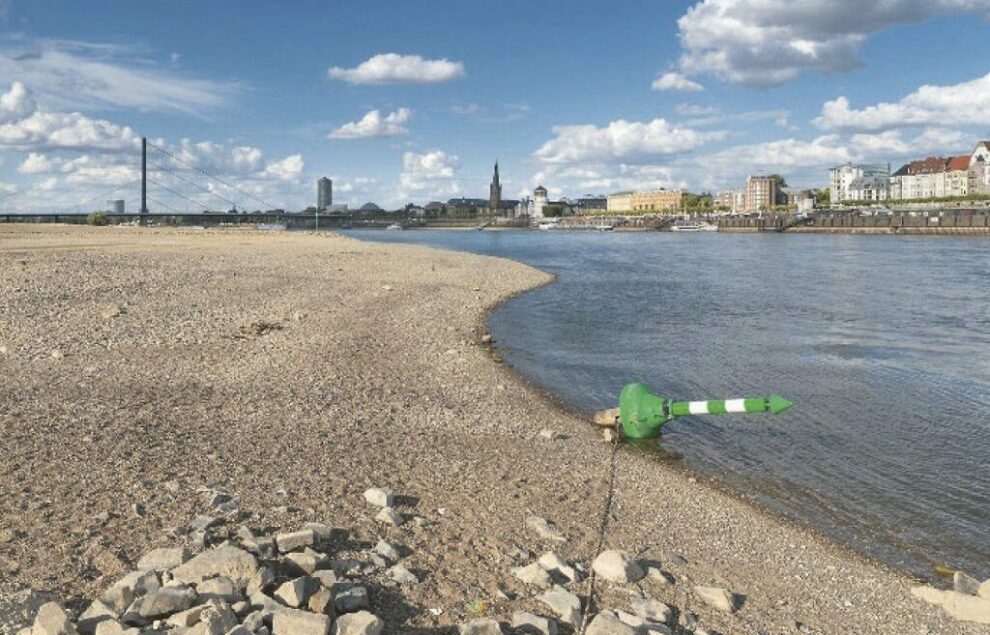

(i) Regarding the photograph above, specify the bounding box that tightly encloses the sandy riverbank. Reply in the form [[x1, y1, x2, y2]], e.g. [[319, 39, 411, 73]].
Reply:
[[0, 224, 984, 634]]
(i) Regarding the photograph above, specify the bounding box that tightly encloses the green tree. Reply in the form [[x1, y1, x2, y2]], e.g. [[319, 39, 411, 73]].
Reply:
[[86, 211, 110, 226]]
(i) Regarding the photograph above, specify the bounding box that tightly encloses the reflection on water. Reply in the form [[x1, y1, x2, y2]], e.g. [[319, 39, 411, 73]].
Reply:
[[344, 229, 990, 579]]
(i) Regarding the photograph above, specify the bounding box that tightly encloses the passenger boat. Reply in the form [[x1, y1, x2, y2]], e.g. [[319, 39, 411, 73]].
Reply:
[[670, 221, 718, 232], [386, 223, 403, 231]]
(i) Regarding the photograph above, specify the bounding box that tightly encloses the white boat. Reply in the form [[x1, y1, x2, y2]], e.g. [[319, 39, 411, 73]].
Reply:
[[386, 223, 402, 231], [537, 221, 559, 231], [595, 224, 614, 231], [671, 221, 718, 232]]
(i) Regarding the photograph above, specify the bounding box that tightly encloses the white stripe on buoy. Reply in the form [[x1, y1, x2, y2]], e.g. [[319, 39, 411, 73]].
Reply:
[[688, 401, 710, 415], [724, 399, 747, 413]]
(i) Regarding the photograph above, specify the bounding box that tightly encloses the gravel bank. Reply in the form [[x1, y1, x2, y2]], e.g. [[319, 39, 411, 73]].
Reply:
[[0, 224, 986, 633]]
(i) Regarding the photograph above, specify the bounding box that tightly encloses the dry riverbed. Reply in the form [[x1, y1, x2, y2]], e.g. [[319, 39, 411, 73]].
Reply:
[[0, 224, 985, 634]]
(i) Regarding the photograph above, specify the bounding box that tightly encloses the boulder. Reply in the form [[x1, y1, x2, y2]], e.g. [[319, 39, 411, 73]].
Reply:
[[31, 602, 78, 635], [538, 587, 582, 628], [171, 546, 258, 589], [615, 610, 672, 634], [274, 577, 319, 608], [333, 611, 384, 635], [136, 547, 189, 571], [459, 618, 503, 634], [333, 584, 370, 614], [511, 611, 557, 635], [363, 488, 393, 508], [512, 563, 552, 588], [387, 564, 418, 585], [275, 530, 316, 553], [375, 508, 404, 526], [592, 551, 645, 584], [627, 596, 673, 624], [271, 607, 331, 635], [373, 540, 400, 562], [196, 576, 239, 603], [77, 600, 117, 634], [585, 612, 636, 635], [537, 552, 582, 582], [139, 587, 197, 618], [693, 586, 736, 613], [308, 588, 335, 617], [93, 621, 138, 635]]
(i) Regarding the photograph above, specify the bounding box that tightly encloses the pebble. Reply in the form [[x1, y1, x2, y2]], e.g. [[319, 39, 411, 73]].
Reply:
[[524, 516, 566, 543], [592, 550, 645, 584], [332, 610, 383, 635], [363, 488, 393, 508], [693, 586, 737, 613]]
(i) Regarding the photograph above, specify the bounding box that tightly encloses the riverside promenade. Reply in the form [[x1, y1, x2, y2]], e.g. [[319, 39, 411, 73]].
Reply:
[[0, 225, 986, 633]]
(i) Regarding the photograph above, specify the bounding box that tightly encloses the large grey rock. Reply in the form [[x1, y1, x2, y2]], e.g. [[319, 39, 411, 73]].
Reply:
[[387, 564, 418, 585], [196, 576, 239, 603], [537, 552, 582, 583], [592, 551, 644, 584], [171, 546, 258, 588], [332, 611, 384, 635], [512, 563, 552, 588], [284, 548, 327, 575], [363, 488, 393, 508], [375, 507, 403, 526], [271, 607, 331, 635], [308, 588, 335, 617], [333, 584, 370, 613], [511, 611, 557, 635], [693, 586, 736, 613], [585, 612, 636, 635], [615, 610, 672, 634], [373, 540, 400, 562], [77, 600, 117, 634], [137, 547, 189, 571], [274, 577, 319, 608], [275, 530, 315, 553], [93, 621, 138, 635], [139, 587, 197, 618], [165, 603, 210, 628], [186, 600, 237, 635], [31, 602, 78, 635], [525, 516, 566, 543], [459, 618, 503, 634], [538, 587, 582, 628], [627, 596, 674, 624]]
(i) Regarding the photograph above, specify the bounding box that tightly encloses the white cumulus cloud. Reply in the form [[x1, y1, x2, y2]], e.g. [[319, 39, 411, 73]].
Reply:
[[328, 53, 465, 85], [533, 118, 725, 164], [398, 150, 461, 199], [18, 151, 54, 173], [329, 108, 411, 139], [674, 0, 990, 86], [263, 154, 305, 181], [815, 72, 990, 131], [651, 72, 703, 92]]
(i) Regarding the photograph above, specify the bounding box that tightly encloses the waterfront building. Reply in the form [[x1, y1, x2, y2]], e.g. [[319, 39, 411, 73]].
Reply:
[[532, 185, 549, 218], [969, 142, 990, 195], [489, 161, 502, 214], [890, 157, 950, 200], [606, 191, 633, 213], [829, 163, 889, 204], [846, 176, 889, 201], [630, 189, 682, 214], [946, 156, 971, 197], [575, 196, 607, 213], [745, 175, 777, 211], [317, 177, 333, 211], [781, 188, 816, 211]]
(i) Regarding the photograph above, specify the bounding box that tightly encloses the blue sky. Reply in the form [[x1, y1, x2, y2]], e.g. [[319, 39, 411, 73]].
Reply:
[[1, 0, 989, 212]]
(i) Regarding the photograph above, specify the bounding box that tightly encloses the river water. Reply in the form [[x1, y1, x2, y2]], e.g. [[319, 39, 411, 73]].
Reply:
[[344, 229, 990, 579]]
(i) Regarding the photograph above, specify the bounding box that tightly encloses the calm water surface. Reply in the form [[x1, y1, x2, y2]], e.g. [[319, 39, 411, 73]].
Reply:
[[344, 229, 990, 579]]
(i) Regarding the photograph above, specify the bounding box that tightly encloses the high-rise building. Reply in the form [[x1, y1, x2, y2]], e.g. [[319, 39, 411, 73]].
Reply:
[[489, 161, 502, 213], [107, 199, 125, 214], [317, 177, 333, 211], [745, 175, 777, 211]]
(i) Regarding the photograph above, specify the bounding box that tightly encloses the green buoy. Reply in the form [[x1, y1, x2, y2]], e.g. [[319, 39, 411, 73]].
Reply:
[[616, 382, 793, 439]]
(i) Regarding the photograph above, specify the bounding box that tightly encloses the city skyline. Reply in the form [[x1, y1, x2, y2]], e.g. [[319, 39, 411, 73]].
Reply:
[[2, 0, 990, 212]]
